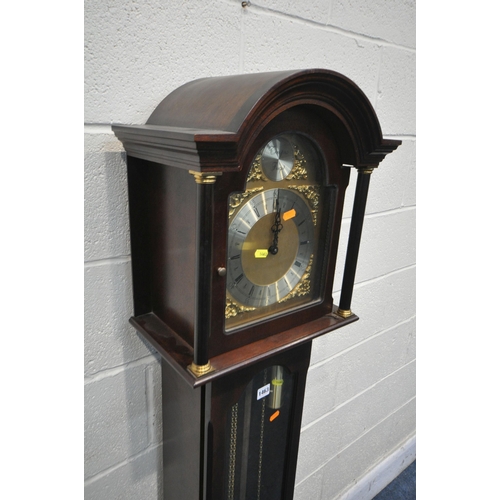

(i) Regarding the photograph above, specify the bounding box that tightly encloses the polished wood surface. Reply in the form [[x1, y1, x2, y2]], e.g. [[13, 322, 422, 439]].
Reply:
[[161, 342, 313, 500], [113, 69, 401, 175], [146, 70, 299, 132], [127, 158, 197, 345], [144, 69, 400, 168], [131, 309, 357, 389], [115, 69, 400, 365], [113, 69, 401, 500]]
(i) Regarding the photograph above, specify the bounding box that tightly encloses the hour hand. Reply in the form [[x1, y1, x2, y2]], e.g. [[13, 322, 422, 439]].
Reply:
[[268, 208, 283, 255]]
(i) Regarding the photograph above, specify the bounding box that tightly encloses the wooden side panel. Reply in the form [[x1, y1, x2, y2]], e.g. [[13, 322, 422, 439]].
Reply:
[[127, 157, 197, 346], [127, 156, 154, 316], [162, 359, 203, 500], [148, 163, 197, 345]]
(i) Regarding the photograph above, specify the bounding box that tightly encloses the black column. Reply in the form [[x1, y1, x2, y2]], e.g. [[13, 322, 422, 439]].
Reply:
[[189, 171, 220, 376], [338, 168, 373, 316]]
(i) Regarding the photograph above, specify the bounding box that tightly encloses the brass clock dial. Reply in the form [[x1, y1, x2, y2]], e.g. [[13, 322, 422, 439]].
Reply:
[[225, 133, 325, 332], [227, 188, 314, 308]]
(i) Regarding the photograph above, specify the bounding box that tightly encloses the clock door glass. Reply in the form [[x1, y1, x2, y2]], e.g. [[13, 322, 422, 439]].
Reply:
[[223, 365, 294, 500], [227, 188, 314, 307], [225, 133, 332, 332]]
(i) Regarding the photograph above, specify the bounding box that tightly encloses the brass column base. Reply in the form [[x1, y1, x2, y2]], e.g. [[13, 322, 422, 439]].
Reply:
[[336, 308, 353, 318], [187, 361, 215, 378]]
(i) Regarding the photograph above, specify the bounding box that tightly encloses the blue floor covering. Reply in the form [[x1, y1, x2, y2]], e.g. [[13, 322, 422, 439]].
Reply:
[[372, 461, 416, 500]]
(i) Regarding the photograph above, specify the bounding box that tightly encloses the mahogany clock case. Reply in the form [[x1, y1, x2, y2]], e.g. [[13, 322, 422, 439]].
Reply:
[[161, 339, 312, 500], [112, 69, 401, 500], [125, 105, 349, 360], [114, 69, 401, 370]]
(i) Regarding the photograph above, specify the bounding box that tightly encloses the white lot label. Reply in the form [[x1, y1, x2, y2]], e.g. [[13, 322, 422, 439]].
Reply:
[[257, 383, 270, 400]]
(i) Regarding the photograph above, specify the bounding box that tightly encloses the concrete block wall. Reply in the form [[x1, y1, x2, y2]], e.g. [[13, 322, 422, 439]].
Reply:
[[84, 1, 415, 499]]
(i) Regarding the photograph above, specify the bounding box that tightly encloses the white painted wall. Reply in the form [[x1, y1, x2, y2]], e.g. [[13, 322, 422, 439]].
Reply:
[[84, 1, 415, 499]]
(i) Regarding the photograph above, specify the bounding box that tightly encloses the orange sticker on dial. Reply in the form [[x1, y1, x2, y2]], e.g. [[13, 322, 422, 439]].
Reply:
[[283, 209, 296, 221]]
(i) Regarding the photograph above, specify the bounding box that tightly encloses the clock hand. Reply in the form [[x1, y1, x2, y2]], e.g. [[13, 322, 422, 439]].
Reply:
[[268, 207, 283, 255], [264, 209, 296, 256]]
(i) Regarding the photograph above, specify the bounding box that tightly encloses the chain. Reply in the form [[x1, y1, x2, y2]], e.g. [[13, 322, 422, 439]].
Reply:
[[256, 370, 267, 500], [227, 403, 239, 500]]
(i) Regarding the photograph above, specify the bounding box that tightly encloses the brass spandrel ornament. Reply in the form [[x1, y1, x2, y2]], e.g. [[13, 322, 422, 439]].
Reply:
[[247, 155, 266, 183], [225, 296, 256, 320], [288, 185, 321, 225], [228, 187, 264, 218], [286, 147, 308, 181]]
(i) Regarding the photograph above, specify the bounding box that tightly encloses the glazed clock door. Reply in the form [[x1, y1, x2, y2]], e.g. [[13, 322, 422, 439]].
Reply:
[[226, 187, 315, 308], [223, 364, 294, 500], [210, 342, 312, 500], [225, 132, 330, 333]]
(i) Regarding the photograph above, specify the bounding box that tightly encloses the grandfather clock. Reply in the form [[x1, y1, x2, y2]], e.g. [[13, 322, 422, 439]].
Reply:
[[113, 69, 400, 500]]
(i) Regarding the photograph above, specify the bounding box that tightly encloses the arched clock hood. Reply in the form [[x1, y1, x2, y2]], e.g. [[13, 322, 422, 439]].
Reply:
[[113, 69, 400, 173]]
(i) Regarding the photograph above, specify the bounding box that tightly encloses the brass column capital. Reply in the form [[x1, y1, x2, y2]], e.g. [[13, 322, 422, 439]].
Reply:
[[188, 170, 222, 184], [357, 167, 374, 175]]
